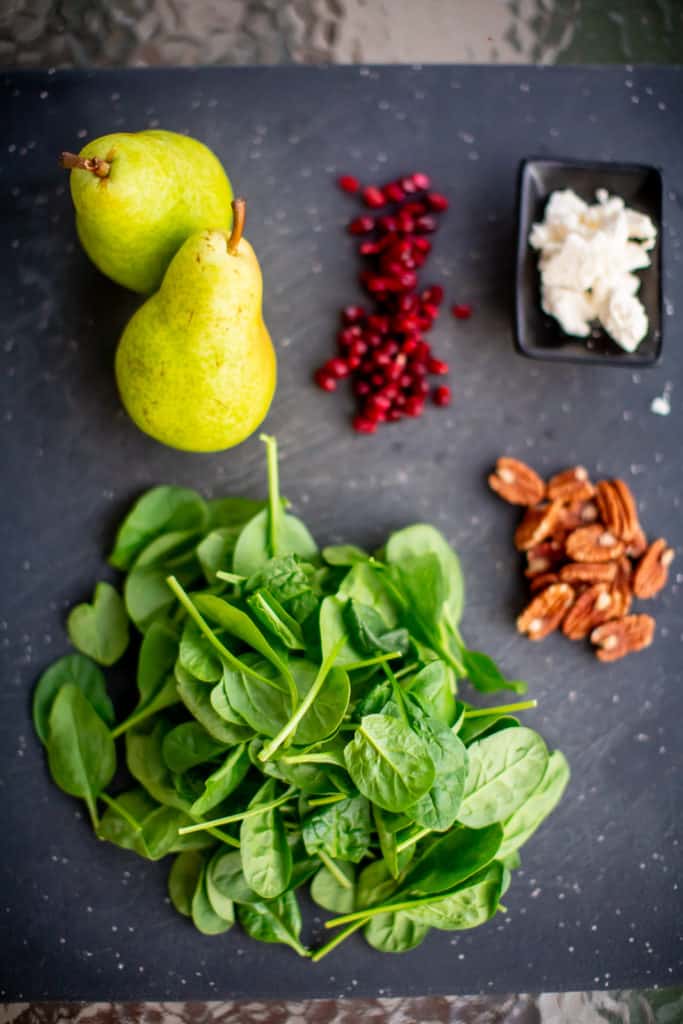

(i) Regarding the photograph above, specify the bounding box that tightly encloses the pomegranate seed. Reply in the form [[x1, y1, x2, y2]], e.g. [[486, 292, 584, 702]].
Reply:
[[367, 314, 389, 333], [418, 316, 433, 331], [403, 201, 428, 217], [370, 372, 385, 388], [414, 215, 437, 233], [400, 176, 418, 194], [452, 303, 473, 320], [405, 396, 425, 417], [347, 356, 361, 370], [338, 326, 362, 346], [382, 340, 399, 357], [342, 305, 366, 324], [362, 186, 385, 209], [399, 373, 413, 389], [359, 359, 375, 376], [411, 172, 431, 190], [415, 340, 431, 361], [411, 361, 427, 377], [376, 215, 398, 233], [350, 339, 368, 357], [426, 191, 449, 211], [368, 393, 392, 412], [413, 378, 430, 397], [394, 314, 419, 333], [354, 379, 371, 397], [383, 182, 405, 203], [397, 212, 415, 233], [397, 294, 419, 313], [387, 408, 403, 422], [326, 357, 350, 378], [364, 332, 383, 348], [348, 216, 374, 236], [366, 275, 391, 293], [353, 415, 377, 434], [402, 337, 419, 355], [394, 393, 407, 407], [433, 385, 452, 406], [374, 351, 392, 367], [382, 385, 399, 401], [386, 357, 407, 381], [314, 369, 337, 392], [427, 357, 449, 375], [422, 285, 444, 305], [396, 270, 418, 290], [412, 237, 432, 253], [421, 302, 440, 321], [338, 174, 360, 194], [359, 240, 381, 256]]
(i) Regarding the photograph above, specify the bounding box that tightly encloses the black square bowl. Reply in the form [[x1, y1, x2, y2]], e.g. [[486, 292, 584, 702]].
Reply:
[[515, 157, 663, 366]]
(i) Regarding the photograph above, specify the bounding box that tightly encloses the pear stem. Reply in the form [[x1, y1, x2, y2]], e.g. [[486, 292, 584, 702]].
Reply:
[[59, 152, 111, 178], [228, 197, 246, 254]]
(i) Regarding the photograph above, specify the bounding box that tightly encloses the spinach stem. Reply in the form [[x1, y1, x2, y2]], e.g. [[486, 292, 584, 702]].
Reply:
[[324, 889, 449, 928], [395, 826, 432, 855], [343, 651, 403, 671], [166, 576, 279, 690], [317, 850, 353, 889], [463, 699, 537, 719], [109, 703, 159, 740], [311, 918, 368, 962], [177, 786, 296, 835], [99, 792, 142, 833], [394, 662, 419, 681], [205, 826, 240, 849], [258, 636, 345, 762], [260, 433, 281, 557], [279, 753, 343, 767], [307, 793, 348, 808], [382, 662, 409, 726], [216, 570, 246, 585]]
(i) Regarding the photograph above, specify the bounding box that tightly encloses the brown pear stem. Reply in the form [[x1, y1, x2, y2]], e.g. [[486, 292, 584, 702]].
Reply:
[[228, 197, 246, 254], [59, 151, 111, 178]]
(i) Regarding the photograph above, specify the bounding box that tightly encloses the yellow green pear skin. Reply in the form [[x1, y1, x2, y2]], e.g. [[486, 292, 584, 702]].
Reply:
[[68, 130, 233, 293], [115, 228, 277, 452]]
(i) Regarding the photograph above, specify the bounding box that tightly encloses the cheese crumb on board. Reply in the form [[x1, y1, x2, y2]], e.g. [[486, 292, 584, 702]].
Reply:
[[529, 188, 657, 352]]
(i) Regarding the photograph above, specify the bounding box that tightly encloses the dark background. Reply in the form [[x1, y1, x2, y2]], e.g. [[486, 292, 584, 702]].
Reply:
[[0, 65, 681, 1001]]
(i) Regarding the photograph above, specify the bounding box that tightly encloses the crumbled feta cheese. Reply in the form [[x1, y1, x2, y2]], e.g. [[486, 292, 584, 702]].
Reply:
[[529, 188, 657, 352]]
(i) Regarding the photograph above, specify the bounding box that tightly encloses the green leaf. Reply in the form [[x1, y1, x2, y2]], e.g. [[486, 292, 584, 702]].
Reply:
[[406, 661, 456, 727], [319, 596, 365, 668], [140, 804, 212, 860], [458, 727, 548, 828], [46, 684, 116, 826], [237, 891, 308, 957], [310, 861, 356, 913], [179, 618, 223, 682], [206, 848, 259, 905], [344, 714, 435, 813], [458, 714, 519, 745], [209, 672, 251, 727], [498, 750, 570, 859], [196, 527, 242, 583], [126, 718, 189, 810], [109, 486, 208, 570], [66, 582, 129, 666], [193, 593, 293, 684], [343, 599, 410, 657], [463, 650, 527, 696], [169, 850, 205, 917], [190, 744, 250, 817], [97, 788, 157, 856], [302, 795, 371, 863], [205, 855, 237, 921], [247, 589, 305, 650], [322, 545, 370, 567], [402, 823, 503, 896], [176, 663, 253, 744], [386, 523, 464, 630], [192, 864, 234, 935], [233, 509, 318, 577], [161, 722, 228, 775], [33, 654, 114, 745], [373, 804, 400, 878], [207, 497, 267, 530], [240, 780, 293, 899], [409, 714, 468, 832], [245, 555, 314, 603], [364, 911, 430, 953], [404, 862, 504, 931]]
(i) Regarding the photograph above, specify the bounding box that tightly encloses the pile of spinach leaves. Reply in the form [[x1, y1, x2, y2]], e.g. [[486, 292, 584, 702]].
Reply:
[[33, 435, 569, 959]]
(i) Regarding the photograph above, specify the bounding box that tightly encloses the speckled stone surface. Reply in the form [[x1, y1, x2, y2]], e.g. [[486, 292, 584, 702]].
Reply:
[[0, 64, 682, 1007]]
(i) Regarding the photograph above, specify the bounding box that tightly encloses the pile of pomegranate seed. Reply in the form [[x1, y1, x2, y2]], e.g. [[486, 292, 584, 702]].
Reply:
[[314, 171, 461, 434]]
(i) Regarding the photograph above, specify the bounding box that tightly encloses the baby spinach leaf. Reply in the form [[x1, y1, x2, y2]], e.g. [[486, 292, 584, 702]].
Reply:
[[207, 848, 259, 905], [245, 555, 314, 603], [406, 661, 456, 727], [126, 718, 189, 811], [176, 663, 253, 744], [207, 497, 267, 530], [401, 823, 503, 896], [97, 788, 158, 856], [344, 714, 435, 813], [140, 804, 213, 859], [190, 744, 250, 817], [310, 861, 356, 913], [46, 684, 116, 827], [356, 859, 401, 910], [196, 527, 242, 582], [386, 523, 464, 630], [339, 563, 400, 627], [404, 862, 504, 931], [343, 599, 410, 658], [410, 716, 467, 832], [240, 780, 293, 900], [458, 714, 519, 745], [498, 750, 570, 859], [161, 722, 228, 775], [210, 672, 251, 727], [290, 660, 350, 747], [179, 618, 223, 682], [109, 486, 208, 571], [134, 529, 201, 570], [458, 727, 548, 828], [247, 589, 305, 650], [192, 864, 234, 935], [319, 596, 365, 668], [67, 582, 129, 667], [33, 653, 114, 745], [373, 804, 400, 878], [233, 509, 318, 578], [302, 795, 371, 863], [169, 849, 205, 917], [364, 911, 429, 953], [237, 891, 308, 957], [113, 623, 179, 737], [205, 861, 237, 922], [463, 650, 527, 696], [222, 657, 290, 738], [322, 545, 370, 567]]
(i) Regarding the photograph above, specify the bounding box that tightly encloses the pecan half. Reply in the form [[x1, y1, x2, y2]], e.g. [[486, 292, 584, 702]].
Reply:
[[595, 479, 640, 542], [517, 583, 574, 640], [559, 561, 618, 586], [625, 527, 648, 559], [562, 584, 615, 640], [555, 499, 600, 536], [529, 572, 560, 594], [610, 556, 634, 617], [633, 539, 675, 599], [514, 502, 562, 551], [525, 539, 565, 577], [590, 614, 655, 662], [547, 466, 595, 504], [565, 524, 625, 563], [489, 457, 545, 506]]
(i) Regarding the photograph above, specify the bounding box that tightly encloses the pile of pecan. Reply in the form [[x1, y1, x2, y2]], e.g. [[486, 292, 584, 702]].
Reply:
[[489, 458, 675, 661]]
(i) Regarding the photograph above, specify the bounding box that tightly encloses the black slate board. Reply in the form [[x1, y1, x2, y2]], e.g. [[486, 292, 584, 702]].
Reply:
[[1, 65, 682, 1001]]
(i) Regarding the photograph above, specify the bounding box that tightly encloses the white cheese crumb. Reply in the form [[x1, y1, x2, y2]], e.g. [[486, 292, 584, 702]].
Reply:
[[530, 188, 657, 352]]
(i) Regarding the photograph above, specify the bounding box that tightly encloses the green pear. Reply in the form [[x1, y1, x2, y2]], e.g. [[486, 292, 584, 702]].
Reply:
[[61, 130, 232, 293], [115, 199, 276, 452]]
